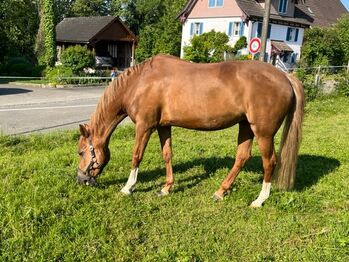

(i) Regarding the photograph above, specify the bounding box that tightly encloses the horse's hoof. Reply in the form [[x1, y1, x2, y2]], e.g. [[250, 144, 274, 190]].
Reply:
[[212, 192, 224, 201], [157, 189, 169, 197], [249, 200, 262, 208], [120, 187, 133, 195]]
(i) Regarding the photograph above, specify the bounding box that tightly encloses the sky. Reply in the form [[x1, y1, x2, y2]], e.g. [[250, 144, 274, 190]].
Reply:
[[341, 0, 349, 11]]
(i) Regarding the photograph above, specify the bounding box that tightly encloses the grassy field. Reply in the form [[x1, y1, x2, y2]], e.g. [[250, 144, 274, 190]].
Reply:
[[0, 96, 348, 261]]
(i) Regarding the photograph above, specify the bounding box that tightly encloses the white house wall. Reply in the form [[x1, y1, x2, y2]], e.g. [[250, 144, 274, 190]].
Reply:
[[180, 17, 250, 58], [252, 22, 304, 61], [181, 18, 304, 62]]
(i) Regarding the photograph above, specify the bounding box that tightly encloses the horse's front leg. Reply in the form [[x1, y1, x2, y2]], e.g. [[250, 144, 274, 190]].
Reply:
[[120, 123, 153, 195], [157, 126, 173, 196]]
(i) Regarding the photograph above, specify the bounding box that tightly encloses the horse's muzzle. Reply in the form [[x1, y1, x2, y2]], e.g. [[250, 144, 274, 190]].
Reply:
[[77, 169, 98, 186]]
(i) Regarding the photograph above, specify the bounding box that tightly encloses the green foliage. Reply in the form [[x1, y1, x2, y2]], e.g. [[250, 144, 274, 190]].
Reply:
[[45, 65, 73, 85], [132, 0, 187, 61], [70, 0, 111, 17], [301, 18, 349, 68], [333, 14, 349, 62], [0, 57, 34, 76], [1, 97, 349, 260], [335, 73, 349, 97], [184, 30, 231, 63], [43, 0, 56, 67], [60, 45, 95, 74], [0, 0, 39, 62], [111, 0, 166, 36], [233, 36, 247, 53]]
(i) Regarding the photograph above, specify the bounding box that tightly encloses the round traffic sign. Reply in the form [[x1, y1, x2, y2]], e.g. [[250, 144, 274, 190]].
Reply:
[[249, 38, 261, 54]]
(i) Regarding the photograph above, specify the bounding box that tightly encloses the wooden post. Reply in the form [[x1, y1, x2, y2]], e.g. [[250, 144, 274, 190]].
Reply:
[[131, 41, 135, 67], [315, 65, 321, 86], [259, 0, 272, 62], [347, 60, 349, 74]]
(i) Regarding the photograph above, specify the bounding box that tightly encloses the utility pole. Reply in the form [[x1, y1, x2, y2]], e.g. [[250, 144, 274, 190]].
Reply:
[[259, 0, 272, 62]]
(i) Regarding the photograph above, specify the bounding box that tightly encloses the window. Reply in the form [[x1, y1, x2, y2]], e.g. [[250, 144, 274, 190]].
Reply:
[[190, 22, 203, 36], [228, 22, 244, 37], [278, 0, 288, 14], [256, 22, 271, 39], [286, 27, 299, 42], [209, 0, 223, 8], [228, 21, 245, 37]]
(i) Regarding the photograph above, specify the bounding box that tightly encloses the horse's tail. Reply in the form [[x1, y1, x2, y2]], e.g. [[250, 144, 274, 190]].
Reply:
[[274, 73, 305, 190]]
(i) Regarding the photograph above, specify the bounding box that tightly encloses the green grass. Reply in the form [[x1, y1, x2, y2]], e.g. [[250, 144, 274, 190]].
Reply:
[[0, 97, 348, 261]]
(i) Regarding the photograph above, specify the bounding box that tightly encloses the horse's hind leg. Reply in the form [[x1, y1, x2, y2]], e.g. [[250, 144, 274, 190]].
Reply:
[[121, 123, 153, 195], [213, 121, 254, 200], [250, 137, 277, 207], [157, 126, 173, 196]]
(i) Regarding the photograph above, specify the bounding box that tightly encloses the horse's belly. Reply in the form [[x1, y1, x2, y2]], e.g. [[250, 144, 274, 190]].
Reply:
[[160, 111, 245, 131]]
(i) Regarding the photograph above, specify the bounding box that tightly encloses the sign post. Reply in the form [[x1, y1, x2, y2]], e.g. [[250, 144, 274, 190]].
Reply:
[[249, 37, 261, 60]]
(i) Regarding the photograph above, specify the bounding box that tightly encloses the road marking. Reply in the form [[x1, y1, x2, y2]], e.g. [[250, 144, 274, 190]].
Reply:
[[0, 104, 96, 112]]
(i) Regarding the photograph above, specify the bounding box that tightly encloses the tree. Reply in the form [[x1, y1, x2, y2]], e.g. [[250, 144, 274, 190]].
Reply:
[[43, 0, 56, 67], [129, 0, 186, 61], [300, 27, 344, 68], [0, 0, 39, 62], [333, 14, 349, 63], [70, 0, 111, 17], [183, 30, 231, 63]]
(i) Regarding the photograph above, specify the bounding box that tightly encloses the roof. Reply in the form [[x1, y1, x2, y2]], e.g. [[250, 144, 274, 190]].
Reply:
[[178, 0, 348, 27], [56, 16, 136, 43], [297, 0, 348, 27], [271, 40, 293, 52], [236, 0, 314, 26]]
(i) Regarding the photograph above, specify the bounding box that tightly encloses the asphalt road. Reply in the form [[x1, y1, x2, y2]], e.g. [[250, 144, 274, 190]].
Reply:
[[0, 84, 130, 135]]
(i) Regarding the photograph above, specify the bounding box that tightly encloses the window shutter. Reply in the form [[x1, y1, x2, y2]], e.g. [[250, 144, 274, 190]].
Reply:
[[257, 22, 262, 38], [199, 23, 203, 35], [190, 23, 194, 36], [283, 0, 288, 13], [267, 24, 271, 39], [228, 22, 233, 36], [286, 27, 291, 41], [240, 21, 245, 36], [295, 28, 299, 42]]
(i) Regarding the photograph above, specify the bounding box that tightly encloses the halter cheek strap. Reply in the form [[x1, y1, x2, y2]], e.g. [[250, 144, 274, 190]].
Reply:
[[78, 139, 101, 177]]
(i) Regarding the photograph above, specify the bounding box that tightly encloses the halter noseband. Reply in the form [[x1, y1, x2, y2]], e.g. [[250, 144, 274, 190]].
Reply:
[[78, 139, 101, 177]]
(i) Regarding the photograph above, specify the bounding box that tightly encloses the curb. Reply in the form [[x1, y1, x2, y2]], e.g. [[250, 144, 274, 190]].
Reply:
[[7, 82, 108, 89]]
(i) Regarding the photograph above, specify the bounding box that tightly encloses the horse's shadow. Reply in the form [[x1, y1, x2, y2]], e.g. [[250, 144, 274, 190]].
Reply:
[[101, 154, 340, 192]]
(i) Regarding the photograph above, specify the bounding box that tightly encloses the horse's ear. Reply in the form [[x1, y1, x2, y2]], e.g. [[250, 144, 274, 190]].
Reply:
[[79, 124, 90, 138]]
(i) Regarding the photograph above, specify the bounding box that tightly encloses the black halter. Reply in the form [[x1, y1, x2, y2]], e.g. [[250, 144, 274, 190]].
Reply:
[[78, 139, 101, 178]]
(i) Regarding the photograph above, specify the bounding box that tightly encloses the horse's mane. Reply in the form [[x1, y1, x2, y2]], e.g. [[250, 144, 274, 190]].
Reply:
[[90, 57, 154, 128]]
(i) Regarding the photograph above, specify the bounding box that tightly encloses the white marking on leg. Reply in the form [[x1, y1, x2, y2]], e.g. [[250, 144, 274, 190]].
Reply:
[[120, 168, 138, 195], [250, 181, 271, 207]]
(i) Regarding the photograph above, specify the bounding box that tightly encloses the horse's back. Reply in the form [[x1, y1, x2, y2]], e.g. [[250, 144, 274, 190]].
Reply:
[[126, 55, 294, 132]]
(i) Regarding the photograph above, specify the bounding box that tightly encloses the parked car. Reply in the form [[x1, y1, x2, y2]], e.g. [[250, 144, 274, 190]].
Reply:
[[95, 56, 114, 68]]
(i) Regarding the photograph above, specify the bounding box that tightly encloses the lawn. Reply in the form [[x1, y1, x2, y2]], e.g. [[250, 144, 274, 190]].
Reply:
[[0, 96, 348, 261]]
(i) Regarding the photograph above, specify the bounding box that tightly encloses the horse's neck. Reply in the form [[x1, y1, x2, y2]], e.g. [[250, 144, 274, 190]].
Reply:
[[90, 81, 127, 146]]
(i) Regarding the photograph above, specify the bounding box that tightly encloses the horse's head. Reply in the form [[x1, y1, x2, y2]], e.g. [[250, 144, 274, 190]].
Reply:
[[76, 124, 110, 186]]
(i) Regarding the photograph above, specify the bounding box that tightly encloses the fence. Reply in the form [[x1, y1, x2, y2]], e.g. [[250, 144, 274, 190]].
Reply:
[[0, 75, 113, 87]]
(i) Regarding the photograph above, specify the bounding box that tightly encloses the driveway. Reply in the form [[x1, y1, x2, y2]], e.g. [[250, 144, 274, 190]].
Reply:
[[0, 84, 130, 135]]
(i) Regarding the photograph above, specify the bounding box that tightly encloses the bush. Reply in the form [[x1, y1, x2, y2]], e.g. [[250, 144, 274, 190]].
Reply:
[[0, 57, 33, 76], [184, 30, 231, 63], [60, 45, 95, 74], [335, 74, 349, 97], [45, 66, 73, 86], [233, 36, 247, 53]]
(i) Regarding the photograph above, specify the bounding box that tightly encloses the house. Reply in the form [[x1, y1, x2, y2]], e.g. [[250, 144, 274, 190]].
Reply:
[[56, 16, 136, 69], [178, 0, 348, 68]]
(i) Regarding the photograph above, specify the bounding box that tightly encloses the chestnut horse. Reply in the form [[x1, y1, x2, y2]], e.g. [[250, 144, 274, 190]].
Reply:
[[77, 55, 304, 207]]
